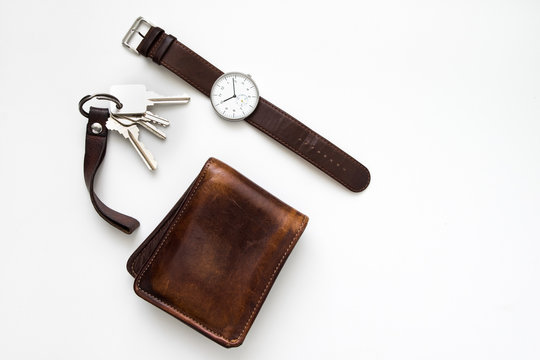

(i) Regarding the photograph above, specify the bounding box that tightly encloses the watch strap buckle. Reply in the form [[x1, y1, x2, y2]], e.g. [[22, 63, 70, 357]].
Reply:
[[122, 16, 154, 54]]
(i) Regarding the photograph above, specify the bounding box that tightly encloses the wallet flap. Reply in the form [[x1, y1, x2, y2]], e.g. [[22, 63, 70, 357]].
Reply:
[[131, 158, 308, 347]]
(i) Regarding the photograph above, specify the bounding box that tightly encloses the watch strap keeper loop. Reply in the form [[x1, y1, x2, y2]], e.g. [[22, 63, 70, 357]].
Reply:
[[152, 34, 177, 64], [137, 27, 164, 56]]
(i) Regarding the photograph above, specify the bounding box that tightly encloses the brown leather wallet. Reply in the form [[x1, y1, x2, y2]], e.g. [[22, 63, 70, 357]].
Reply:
[[127, 158, 309, 347]]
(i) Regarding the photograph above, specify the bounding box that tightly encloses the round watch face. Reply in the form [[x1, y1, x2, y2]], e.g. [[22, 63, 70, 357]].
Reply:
[[210, 72, 259, 121]]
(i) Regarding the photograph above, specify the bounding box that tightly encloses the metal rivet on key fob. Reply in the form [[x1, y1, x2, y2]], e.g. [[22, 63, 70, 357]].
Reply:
[[91, 123, 103, 134]]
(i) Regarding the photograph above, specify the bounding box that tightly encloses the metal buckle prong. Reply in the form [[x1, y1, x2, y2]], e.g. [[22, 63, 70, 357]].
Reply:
[[122, 16, 154, 54]]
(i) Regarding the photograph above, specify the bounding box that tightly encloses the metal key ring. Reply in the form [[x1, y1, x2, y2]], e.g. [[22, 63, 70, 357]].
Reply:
[[79, 93, 123, 118]]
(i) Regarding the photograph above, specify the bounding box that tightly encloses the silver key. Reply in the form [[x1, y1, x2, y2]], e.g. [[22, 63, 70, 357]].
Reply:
[[121, 110, 170, 127], [112, 114, 166, 140], [106, 118, 158, 170], [145, 90, 191, 106], [143, 111, 170, 126], [109, 84, 190, 115]]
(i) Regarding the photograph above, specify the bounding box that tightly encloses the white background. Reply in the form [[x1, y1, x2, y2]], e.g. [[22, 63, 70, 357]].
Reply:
[[1, 1, 539, 359]]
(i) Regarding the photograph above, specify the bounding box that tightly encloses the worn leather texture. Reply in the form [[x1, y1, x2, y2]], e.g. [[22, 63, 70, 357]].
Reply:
[[128, 158, 309, 347], [136, 26, 370, 192], [83, 107, 140, 234]]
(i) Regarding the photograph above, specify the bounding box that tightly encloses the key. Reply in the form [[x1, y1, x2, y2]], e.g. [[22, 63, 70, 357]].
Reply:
[[109, 84, 190, 115], [112, 114, 166, 140], [106, 118, 158, 170], [118, 110, 170, 127], [145, 90, 191, 106], [143, 111, 170, 127]]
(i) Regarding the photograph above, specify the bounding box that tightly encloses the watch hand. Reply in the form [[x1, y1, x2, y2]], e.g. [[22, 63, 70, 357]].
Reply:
[[232, 77, 236, 96], [220, 95, 235, 104]]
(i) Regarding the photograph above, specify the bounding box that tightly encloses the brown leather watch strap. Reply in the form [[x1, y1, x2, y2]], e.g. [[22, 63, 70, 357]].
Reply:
[[136, 27, 370, 192], [83, 107, 140, 234]]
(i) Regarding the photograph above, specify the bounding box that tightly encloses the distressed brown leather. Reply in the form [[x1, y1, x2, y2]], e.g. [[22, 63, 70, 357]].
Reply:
[[136, 26, 370, 192], [128, 158, 308, 347], [83, 107, 140, 233]]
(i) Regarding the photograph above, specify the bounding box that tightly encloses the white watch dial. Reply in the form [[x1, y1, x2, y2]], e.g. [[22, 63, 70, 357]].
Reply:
[[210, 72, 259, 121]]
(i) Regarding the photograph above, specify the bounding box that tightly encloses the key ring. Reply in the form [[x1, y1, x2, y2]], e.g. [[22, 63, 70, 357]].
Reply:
[[79, 93, 123, 118]]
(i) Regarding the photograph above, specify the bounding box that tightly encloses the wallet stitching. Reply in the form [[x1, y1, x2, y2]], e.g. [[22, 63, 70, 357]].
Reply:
[[234, 214, 308, 341], [135, 159, 308, 344]]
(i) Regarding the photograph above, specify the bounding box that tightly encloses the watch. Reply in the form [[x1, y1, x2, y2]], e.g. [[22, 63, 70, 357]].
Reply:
[[210, 72, 259, 121], [122, 17, 370, 192]]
